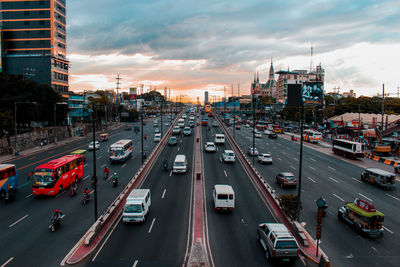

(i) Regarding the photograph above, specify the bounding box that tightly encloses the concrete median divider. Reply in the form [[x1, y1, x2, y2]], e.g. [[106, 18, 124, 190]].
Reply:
[[63, 114, 182, 265], [217, 118, 330, 266]]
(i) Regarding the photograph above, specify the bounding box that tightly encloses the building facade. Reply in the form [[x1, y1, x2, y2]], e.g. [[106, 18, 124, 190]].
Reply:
[[276, 64, 324, 104], [204, 91, 209, 105], [0, 0, 69, 93], [250, 59, 278, 98]]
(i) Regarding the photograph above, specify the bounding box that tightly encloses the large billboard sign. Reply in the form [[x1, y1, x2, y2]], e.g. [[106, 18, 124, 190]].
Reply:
[[302, 82, 324, 106], [129, 87, 137, 101]]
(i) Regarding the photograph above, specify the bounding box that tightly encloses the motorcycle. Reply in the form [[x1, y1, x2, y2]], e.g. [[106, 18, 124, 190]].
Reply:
[[104, 170, 109, 180], [49, 214, 64, 232], [82, 192, 90, 205], [70, 184, 77, 197], [291, 135, 298, 141], [4, 188, 16, 204], [112, 175, 119, 187], [163, 161, 169, 172], [321, 203, 328, 217]]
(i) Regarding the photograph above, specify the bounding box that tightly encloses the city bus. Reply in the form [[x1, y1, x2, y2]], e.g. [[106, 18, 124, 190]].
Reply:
[[30, 155, 84, 196], [332, 139, 365, 159], [108, 139, 134, 163], [0, 164, 18, 199], [302, 130, 322, 143], [205, 104, 212, 113]]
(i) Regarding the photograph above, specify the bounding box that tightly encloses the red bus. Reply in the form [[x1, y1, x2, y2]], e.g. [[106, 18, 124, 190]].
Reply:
[[30, 155, 84, 196]]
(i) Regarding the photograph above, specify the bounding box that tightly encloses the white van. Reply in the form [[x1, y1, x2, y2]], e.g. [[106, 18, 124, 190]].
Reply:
[[154, 133, 161, 142], [173, 154, 187, 173], [178, 118, 185, 128], [215, 134, 225, 145], [122, 189, 151, 223], [213, 184, 235, 212]]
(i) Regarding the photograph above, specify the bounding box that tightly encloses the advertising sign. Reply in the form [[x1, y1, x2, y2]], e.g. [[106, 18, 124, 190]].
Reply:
[[302, 82, 324, 106], [129, 87, 137, 101]]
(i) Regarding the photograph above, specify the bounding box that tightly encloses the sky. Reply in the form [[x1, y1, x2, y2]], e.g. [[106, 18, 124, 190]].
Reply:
[[66, 0, 400, 102]]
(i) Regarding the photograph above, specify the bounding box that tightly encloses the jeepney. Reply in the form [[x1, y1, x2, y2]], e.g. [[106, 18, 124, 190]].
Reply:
[[70, 149, 87, 161], [337, 198, 384, 238], [361, 168, 396, 189], [99, 133, 109, 142]]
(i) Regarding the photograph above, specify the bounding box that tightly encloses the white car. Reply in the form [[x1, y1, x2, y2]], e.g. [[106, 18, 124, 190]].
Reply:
[[258, 153, 272, 164], [255, 131, 262, 138], [264, 129, 271, 135], [154, 133, 161, 142], [189, 115, 195, 120], [155, 128, 160, 134], [173, 126, 181, 134], [222, 150, 235, 163], [212, 121, 218, 127], [245, 124, 250, 128], [182, 114, 187, 119], [205, 142, 216, 152], [88, 141, 100, 150]]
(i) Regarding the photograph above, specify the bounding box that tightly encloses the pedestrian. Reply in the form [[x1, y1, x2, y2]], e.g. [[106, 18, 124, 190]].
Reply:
[[44, 139, 47, 146], [40, 140, 43, 148]]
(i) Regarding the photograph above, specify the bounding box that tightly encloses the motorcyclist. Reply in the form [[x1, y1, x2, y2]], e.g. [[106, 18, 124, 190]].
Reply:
[[163, 159, 169, 170], [52, 209, 63, 222], [70, 181, 77, 196], [112, 173, 118, 182], [144, 134, 147, 140], [83, 187, 91, 200], [104, 165, 110, 177]]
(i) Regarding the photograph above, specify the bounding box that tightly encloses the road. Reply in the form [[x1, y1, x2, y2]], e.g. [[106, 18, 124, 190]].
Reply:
[[226, 123, 400, 267], [0, 115, 170, 267]]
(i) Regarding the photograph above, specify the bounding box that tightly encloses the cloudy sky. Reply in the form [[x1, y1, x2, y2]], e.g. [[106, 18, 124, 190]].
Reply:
[[67, 0, 400, 102]]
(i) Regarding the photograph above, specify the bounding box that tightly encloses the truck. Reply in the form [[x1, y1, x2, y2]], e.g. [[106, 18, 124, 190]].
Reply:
[[122, 189, 151, 223]]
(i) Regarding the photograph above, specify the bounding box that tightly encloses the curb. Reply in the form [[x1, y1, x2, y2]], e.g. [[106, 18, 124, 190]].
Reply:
[[364, 152, 399, 167]]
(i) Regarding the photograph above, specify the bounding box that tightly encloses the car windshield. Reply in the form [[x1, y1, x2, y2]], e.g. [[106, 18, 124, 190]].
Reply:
[[275, 240, 298, 249], [110, 149, 123, 156], [32, 173, 55, 186], [175, 162, 185, 167], [227, 153, 234, 156], [285, 176, 295, 180], [124, 204, 142, 213], [217, 194, 228, 200]]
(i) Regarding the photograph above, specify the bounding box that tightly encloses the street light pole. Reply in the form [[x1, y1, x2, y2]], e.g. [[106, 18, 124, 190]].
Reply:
[[92, 102, 98, 220], [252, 97, 256, 166], [14, 102, 18, 156], [297, 104, 305, 221], [141, 105, 144, 165]]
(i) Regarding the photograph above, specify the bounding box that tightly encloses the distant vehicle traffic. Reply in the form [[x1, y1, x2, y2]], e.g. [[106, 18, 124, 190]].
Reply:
[[332, 139, 365, 159], [212, 121, 218, 127], [70, 149, 87, 161], [168, 136, 178, 146], [30, 155, 84, 196], [201, 118, 208, 126], [178, 119, 185, 128], [173, 126, 181, 135], [188, 120, 195, 128], [214, 134, 225, 145], [173, 154, 187, 173], [88, 141, 100, 150], [154, 133, 161, 142], [99, 133, 109, 142], [247, 147, 259, 156], [258, 153, 272, 164], [268, 133, 278, 139], [125, 125, 132, 130], [108, 139, 133, 163], [302, 130, 322, 143], [183, 127, 192, 136], [255, 131, 262, 138]]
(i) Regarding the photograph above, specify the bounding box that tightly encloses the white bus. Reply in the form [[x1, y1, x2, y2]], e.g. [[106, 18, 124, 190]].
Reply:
[[109, 139, 134, 163], [302, 130, 322, 143], [332, 139, 364, 159]]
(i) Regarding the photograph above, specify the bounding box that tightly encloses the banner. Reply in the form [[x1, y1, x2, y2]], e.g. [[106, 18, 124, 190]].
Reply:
[[302, 82, 324, 106]]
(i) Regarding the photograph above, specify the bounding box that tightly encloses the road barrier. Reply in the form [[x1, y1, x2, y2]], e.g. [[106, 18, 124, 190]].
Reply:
[[64, 113, 182, 265], [216, 117, 330, 266], [364, 152, 399, 166]]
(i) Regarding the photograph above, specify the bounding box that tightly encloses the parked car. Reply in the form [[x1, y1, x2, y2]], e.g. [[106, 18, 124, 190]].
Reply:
[[268, 132, 278, 139], [222, 150, 235, 163], [276, 172, 297, 188], [88, 141, 100, 150], [172, 126, 181, 135], [168, 136, 178, 146], [256, 223, 299, 262], [258, 153, 272, 164], [247, 147, 259, 156], [183, 127, 192, 136], [205, 142, 216, 152]]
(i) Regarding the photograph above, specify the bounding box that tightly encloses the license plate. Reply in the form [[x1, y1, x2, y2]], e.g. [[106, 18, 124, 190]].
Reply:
[[39, 187, 44, 189]]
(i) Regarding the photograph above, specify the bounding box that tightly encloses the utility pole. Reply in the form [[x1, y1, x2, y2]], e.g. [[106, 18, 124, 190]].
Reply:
[[381, 84, 385, 131], [14, 102, 18, 156], [252, 96, 256, 166], [297, 104, 305, 221], [92, 102, 98, 220], [233, 84, 236, 139], [116, 74, 121, 122]]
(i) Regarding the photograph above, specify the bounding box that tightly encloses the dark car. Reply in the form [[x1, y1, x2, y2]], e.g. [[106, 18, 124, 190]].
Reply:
[[125, 125, 132, 130], [276, 172, 297, 188], [235, 125, 241, 130], [168, 136, 178, 146], [268, 132, 278, 139]]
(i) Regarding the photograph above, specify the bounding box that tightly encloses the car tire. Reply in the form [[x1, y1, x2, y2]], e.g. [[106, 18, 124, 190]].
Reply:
[[265, 249, 271, 262], [256, 232, 260, 240]]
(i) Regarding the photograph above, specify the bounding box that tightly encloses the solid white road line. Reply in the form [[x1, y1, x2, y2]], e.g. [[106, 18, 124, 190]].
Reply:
[[328, 166, 336, 171], [290, 165, 296, 170], [82, 175, 89, 181], [358, 193, 373, 202], [169, 171, 172, 177], [122, 163, 127, 168], [351, 177, 362, 183], [224, 170, 227, 177], [385, 193, 400, 201], [9, 214, 29, 228], [310, 158, 316, 162], [329, 177, 339, 183], [97, 156, 102, 160], [332, 193, 345, 202], [92, 216, 121, 261], [162, 189, 166, 199], [148, 218, 156, 233], [1, 257, 14, 267], [383, 226, 394, 234], [25, 193, 32, 198], [307, 177, 316, 183], [309, 166, 316, 171], [178, 147, 180, 151], [132, 260, 139, 267]]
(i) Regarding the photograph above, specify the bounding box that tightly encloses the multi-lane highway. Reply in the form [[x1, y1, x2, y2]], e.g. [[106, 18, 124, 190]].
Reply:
[[226, 123, 400, 267], [0, 115, 170, 267]]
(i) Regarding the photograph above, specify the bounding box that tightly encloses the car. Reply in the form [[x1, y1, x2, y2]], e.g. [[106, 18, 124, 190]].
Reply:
[[255, 131, 262, 138], [276, 172, 297, 188], [212, 121, 218, 127], [173, 126, 181, 135], [222, 150, 235, 163], [125, 125, 132, 130], [183, 127, 192, 136], [204, 142, 216, 152], [264, 129, 271, 135], [189, 115, 195, 121], [88, 141, 100, 150], [165, 122, 170, 126], [155, 128, 160, 134], [245, 124, 250, 128], [247, 147, 259, 156], [235, 125, 241, 130], [154, 133, 161, 142], [168, 136, 178, 146], [188, 120, 195, 128], [258, 153, 272, 164], [268, 132, 278, 139], [256, 223, 299, 262], [182, 114, 187, 119]]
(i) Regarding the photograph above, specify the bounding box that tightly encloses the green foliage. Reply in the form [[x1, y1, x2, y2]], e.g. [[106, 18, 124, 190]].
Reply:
[[278, 194, 301, 221]]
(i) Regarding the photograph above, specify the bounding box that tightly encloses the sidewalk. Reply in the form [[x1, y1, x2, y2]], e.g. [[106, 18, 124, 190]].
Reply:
[[0, 123, 122, 164]]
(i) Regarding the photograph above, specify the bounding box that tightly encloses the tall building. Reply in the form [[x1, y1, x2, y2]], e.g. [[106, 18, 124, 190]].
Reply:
[[204, 91, 209, 104], [0, 0, 69, 93], [250, 59, 278, 98]]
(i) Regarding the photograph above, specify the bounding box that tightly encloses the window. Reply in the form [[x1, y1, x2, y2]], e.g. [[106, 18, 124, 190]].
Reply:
[[24, 21, 30, 25], [40, 21, 44, 25], [24, 11, 30, 15]]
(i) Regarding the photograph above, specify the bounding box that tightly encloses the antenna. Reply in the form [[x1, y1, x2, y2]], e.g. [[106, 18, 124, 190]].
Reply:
[[115, 74, 121, 104], [310, 42, 313, 72]]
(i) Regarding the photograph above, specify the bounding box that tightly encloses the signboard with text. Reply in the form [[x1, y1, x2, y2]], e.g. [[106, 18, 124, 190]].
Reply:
[[302, 82, 324, 106]]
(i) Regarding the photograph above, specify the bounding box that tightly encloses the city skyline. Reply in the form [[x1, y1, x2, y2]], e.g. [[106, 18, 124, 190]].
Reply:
[[67, 0, 400, 101]]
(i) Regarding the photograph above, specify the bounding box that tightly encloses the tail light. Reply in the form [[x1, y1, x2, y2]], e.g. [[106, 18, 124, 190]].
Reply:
[[297, 249, 300, 256], [272, 250, 276, 256]]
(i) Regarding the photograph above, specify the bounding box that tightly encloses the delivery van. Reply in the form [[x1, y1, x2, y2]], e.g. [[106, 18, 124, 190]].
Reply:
[[173, 154, 187, 173], [215, 134, 225, 145], [122, 189, 151, 223], [213, 184, 235, 212]]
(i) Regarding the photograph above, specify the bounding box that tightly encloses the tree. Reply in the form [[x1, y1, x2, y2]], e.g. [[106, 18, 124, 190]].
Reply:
[[278, 194, 301, 221]]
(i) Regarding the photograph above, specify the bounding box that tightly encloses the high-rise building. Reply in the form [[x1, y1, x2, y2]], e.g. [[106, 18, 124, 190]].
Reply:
[[0, 0, 69, 93], [204, 91, 209, 105]]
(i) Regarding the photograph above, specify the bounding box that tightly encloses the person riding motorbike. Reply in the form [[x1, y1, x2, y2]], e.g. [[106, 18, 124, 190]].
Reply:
[[144, 134, 147, 140], [112, 173, 119, 186], [83, 187, 91, 200], [104, 166, 110, 178], [163, 159, 169, 171], [52, 209, 63, 222], [70, 181, 77, 196]]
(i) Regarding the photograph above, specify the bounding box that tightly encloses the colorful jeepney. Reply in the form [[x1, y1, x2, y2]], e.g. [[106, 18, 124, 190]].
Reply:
[[70, 149, 87, 161], [338, 198, 384, 238]]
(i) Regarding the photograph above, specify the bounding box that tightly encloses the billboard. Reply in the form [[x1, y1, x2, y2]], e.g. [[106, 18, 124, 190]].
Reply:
[[287, 84, 302, 106], [129, 87, 137, 101], [302, 82, 324, 106]]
